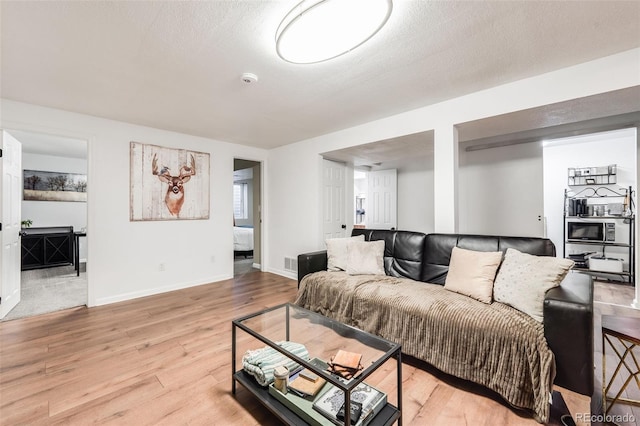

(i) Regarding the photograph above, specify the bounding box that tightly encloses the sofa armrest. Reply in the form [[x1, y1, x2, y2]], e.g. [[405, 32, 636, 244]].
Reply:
[[543, 271, 594, 396], [297, 250, 328, 288]]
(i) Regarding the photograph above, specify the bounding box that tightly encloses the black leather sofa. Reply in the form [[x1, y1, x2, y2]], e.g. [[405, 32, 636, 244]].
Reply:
[[298, 229, 594, 397]]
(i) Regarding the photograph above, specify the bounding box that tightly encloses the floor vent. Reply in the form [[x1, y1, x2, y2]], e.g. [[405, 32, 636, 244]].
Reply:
[[284, 257, 298, 273]]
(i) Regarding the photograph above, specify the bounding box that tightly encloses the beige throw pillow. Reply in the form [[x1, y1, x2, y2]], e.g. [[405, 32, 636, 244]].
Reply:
[[444, 247, 503, 304], [346, 240, 385, 275], [493, 248, 574, 322], [326, 235, 365, 271]]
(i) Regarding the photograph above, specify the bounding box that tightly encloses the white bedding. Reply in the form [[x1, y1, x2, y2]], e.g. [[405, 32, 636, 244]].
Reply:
[[234, 226, 254, 251]]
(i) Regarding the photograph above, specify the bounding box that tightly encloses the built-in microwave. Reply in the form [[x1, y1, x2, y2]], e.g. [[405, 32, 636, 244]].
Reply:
[[567, 221, 615, 242]]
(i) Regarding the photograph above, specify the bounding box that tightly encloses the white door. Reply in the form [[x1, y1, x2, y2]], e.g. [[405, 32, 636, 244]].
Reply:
[[322, 159, 346, 239], [367, 169, 397, 230], [1, 131, 22, 319]]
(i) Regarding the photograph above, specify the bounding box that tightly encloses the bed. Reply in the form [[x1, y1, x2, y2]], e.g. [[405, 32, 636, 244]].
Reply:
[[234, 226, 254, 258]]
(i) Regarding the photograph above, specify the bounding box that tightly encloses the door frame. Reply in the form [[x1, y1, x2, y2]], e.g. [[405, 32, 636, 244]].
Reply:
[[232, 157, 265, 272], [1, 121, 93, 307]]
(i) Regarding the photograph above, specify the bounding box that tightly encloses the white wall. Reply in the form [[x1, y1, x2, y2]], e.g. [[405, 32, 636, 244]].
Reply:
[[459, 141, 544, 237], [21, 152, 88, 260], [2, 48, 639, 308], [266, 49, 640, 278], [1, 99, 268, 307], [543, 128, 637, 271], [369, 156, 434, 234]]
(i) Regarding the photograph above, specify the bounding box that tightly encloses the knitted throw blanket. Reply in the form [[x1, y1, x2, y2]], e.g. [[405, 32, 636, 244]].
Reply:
[[295, 271, 555, 423], [242, 341, 309, 386]]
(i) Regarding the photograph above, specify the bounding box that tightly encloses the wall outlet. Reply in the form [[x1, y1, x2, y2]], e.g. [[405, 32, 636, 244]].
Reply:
[[159, 262, 166, 272]]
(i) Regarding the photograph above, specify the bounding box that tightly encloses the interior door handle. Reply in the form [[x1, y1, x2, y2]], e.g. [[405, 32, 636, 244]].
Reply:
[[341, 224, 346, 229]]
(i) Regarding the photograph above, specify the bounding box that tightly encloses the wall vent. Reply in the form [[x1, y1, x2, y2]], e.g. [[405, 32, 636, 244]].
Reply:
[[284, 256, 298, 273]]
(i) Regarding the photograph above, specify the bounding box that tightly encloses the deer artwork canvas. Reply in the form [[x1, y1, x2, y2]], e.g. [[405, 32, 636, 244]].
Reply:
[[130, 142, 210, 221]]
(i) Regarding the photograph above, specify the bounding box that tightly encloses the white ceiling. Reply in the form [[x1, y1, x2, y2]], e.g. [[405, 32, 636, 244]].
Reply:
[[1, 1, 639, 150], [322, 87, 640, 167]]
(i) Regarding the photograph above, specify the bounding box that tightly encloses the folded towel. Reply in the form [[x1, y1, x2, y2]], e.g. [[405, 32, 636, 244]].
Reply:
[[242, 341, 309, 386]]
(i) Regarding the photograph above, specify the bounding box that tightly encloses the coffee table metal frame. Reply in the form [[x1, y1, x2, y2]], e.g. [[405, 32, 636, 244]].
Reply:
[[232, 303, 402, 426]]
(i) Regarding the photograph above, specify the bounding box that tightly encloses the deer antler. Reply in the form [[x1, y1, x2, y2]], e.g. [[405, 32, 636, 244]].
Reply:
[[152, 154, 171, 183], [179, 154, 196, 183]]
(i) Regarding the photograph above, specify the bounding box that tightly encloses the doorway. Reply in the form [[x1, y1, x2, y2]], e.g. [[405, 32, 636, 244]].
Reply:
[[233, 159, 261, 276], [322, 132, 433, 236], [352, 168, 398, 230], [543, 128, 637, 294], [1, 129, 88, 321]]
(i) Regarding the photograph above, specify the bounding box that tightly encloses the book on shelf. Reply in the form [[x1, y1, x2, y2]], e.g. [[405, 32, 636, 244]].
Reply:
[[312, 381, 387, 426], [289, 368, 327, 397]]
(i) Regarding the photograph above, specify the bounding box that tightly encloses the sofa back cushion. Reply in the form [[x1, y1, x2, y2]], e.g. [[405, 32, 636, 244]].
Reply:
[[352, 229, 426, 281], [350, 229, 556, 285], [425, 233, 556, 285], [498, 236, 556, 256]]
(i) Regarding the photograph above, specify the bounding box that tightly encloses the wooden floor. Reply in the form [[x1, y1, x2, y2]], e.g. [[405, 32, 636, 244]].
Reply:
[[0, 272, 634, 425]]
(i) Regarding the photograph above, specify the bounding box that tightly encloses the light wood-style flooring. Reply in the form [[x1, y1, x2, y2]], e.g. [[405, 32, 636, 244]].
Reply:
[[0, 272, 636, 425]]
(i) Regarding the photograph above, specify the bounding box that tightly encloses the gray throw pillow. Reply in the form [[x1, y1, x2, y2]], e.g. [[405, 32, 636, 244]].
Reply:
[[346, 240, 385, 275], [493, 248, 574, 322], [326, 235, 365, 271]]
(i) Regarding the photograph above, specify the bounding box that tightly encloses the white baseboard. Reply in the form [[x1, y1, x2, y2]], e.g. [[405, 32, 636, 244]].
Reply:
[[266, 267, 297, 281], [252, 263, 261, 270], [94, 273, 233, 306]]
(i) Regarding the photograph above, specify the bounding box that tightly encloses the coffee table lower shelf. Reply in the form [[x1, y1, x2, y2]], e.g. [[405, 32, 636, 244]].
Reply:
[[233, 371, 400, 426]]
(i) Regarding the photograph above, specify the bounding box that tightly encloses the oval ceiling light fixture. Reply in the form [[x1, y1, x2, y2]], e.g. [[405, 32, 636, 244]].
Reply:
[[276, 0, 393, 64]]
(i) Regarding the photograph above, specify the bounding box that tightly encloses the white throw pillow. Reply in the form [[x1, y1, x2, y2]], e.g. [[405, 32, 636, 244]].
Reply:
[[493, 248, 574, 322], [444, 246, 503, 304], [346, 240, 385, 275], [326, 235, 365, 271]]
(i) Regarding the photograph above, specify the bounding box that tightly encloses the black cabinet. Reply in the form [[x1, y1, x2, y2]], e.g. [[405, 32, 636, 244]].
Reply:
[[21, 226, 74, 270]]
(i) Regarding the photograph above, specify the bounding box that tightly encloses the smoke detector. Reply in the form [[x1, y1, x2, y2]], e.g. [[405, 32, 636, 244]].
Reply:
[[241, 73, 258, 84]]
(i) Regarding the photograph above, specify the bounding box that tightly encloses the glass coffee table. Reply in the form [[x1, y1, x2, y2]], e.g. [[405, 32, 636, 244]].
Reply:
[[232, 303, 402, 426]]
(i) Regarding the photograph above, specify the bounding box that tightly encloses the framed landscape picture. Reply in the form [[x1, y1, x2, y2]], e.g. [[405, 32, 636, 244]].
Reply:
[[23, 170, 87, 202], [130, 142, 210, 221]]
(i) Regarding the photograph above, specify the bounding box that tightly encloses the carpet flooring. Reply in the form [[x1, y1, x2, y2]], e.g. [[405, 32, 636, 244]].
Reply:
[[234, 257, 258, 276], [3, 264, 87, 322]]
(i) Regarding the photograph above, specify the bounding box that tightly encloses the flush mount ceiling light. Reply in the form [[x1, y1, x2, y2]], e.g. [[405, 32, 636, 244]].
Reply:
[[276, 0, 393, 64]]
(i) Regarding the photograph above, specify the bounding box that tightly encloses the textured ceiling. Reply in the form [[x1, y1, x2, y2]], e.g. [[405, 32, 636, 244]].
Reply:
[[1, 1, 639, 149], [322, 130, 434, 167]]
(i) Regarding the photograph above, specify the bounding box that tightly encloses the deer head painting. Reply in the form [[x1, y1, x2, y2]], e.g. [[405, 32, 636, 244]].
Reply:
[[152, 153, 196, 216], [130, 142, 210, 221]]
